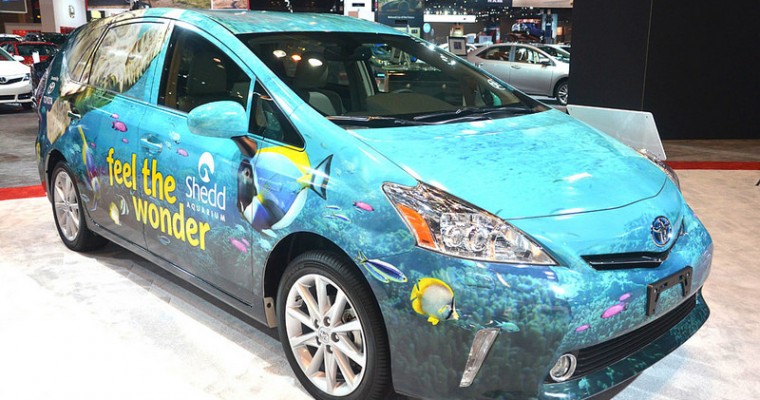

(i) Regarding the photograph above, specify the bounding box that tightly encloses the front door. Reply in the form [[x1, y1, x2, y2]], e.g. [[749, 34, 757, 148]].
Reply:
[[139, 23, 257, 303], [508, 46, 555, 96]]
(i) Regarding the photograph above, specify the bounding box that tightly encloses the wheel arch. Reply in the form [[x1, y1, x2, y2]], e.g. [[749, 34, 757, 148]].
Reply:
[[45, 149, 67, 200], [262, 231, 385, 327]]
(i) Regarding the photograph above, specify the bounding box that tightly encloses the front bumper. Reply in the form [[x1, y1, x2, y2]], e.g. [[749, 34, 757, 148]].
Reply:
[[373, 203, 712, 399], [0, 78, 33, 104]]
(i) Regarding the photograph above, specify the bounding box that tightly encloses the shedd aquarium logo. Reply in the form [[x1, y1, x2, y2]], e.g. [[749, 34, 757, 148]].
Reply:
[[185, 152, 227, 221]]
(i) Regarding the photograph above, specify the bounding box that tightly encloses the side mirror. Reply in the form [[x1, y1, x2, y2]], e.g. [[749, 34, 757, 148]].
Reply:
[[538, 56, 552, 65], [187, 100, 248, 138], [13, 55, 24, 63]]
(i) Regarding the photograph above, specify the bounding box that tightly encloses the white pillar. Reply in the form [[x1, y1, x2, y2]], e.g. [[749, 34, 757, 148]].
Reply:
[[39, 0, 88, 33]]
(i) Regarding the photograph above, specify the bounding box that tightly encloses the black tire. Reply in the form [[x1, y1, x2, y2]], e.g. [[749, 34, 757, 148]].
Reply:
[[554, 80, 569, 105], [277, 251, 391, 400], [50, 162, 108, 251]]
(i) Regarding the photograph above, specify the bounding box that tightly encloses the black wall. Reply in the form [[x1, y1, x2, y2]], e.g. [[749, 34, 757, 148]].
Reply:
[[571, 1, 760, 140]]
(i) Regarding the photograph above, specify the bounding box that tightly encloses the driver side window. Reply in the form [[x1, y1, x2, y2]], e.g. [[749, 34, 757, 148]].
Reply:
[[159, 26, 251, 113]]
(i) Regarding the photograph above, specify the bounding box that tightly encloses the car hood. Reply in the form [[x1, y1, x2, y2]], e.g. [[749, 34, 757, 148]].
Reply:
[[350, 109, 667, 219], [0, 60, 29, 75]]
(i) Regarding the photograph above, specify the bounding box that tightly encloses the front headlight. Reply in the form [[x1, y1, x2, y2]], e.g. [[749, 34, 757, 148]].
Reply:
[[382, 182, 557, 265], [23, 73, 31, 81], [639, 149, 680, 190]]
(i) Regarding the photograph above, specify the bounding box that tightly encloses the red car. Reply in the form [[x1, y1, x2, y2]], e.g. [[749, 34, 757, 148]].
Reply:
[[0, 41, 57, 66]]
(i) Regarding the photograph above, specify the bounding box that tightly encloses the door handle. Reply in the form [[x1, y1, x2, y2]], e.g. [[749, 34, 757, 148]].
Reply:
[[140, 134, 163, 154], [67, 110, 81, 121], [510, 65, 521, 69]]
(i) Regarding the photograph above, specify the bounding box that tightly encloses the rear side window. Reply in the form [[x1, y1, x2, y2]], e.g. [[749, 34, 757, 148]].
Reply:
[[61, 23, 107, 83], [89, 22, 168, 100]]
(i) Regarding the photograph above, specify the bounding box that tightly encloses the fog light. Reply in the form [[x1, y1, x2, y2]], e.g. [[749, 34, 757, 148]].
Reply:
[[459, 328, 499, 387], [549, 353, 577, 382]]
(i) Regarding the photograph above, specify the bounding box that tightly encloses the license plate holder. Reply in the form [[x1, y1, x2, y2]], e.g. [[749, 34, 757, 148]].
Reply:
[[646, 266, 693, 316]]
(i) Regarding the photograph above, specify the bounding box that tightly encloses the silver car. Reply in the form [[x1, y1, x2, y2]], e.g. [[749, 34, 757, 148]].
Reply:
[[468, 43, 569, 105]]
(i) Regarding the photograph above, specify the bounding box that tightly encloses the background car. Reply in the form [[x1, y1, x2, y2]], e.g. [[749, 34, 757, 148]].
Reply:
[[468, 42, 569, 105], [0, 47, 33, 109], [0, 41, 58, 66], [0, 33, 23, 42], [23, 32, 68, 47], [35, 9, 710, 400]]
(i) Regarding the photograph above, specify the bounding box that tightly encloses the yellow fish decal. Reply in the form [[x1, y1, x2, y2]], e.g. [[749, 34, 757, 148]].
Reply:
[[410, 278, 459, 325]]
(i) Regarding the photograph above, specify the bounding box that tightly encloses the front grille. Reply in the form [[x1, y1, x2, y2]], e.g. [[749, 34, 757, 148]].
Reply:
[[568, 294, 697, 380], [0, 77, 23, 85], [582, 250, 670, 271], [0, 94, 15, 101]]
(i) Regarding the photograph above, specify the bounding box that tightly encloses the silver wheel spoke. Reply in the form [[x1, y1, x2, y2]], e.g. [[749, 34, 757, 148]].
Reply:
[[304, 345, 325, 377], [326, 291, 347, 325], [324, 347, 337, 394], [296, 282, 322, 321], [286, 307, 316, 331], [331, 319, 361, 334], [315, 276, 330, 316], [333, 348, 358, 389], [290, 331, 319, 348], [333, 335, 365, 366]]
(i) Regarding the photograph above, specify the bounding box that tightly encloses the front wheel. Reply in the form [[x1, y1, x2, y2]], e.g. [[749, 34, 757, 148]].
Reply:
[[277, 251, 391, 400], [50, 162, 107, 251], [554, 80, 569, 105]]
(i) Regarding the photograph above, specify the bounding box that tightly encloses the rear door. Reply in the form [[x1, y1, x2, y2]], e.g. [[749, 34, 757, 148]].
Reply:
[[73, 19, 170, 247]]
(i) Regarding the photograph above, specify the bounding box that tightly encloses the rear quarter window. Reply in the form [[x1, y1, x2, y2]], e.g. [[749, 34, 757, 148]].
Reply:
[[89, 22, 168, 100]]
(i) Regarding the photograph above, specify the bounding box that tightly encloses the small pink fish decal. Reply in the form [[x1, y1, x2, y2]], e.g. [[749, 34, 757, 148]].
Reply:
[[619, 293, 631, 302], [121, 138, 129, 144], [241, 238, 250, 247], [112, 121, 127, 132], [177, 149, 188, 157], [354, 201, 374, 212], [111, 113, 119, 119], [89, 142, 96, 148], [230, 238, 248, 253], [601, 303, 627, 319], [575, 324, 590, 333]]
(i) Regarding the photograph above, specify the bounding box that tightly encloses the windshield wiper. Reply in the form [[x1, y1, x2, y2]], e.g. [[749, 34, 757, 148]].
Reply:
[[327, 115, 431, 127], [412, 105, 536, 122]]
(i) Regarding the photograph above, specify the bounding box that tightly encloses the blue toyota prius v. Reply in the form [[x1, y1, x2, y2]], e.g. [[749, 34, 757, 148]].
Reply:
[[35, 8, 712, 400]]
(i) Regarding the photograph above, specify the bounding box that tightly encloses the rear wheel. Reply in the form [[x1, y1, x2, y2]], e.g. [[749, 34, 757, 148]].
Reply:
[[277, 251, 391, 400], [554, 80, 569, 105], [51, 162, 107, 251]]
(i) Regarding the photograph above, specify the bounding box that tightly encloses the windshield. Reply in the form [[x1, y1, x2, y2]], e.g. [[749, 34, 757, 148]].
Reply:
[[240, 32, 547, 128]]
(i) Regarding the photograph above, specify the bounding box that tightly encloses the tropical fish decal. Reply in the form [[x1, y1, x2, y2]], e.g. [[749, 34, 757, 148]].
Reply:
[[237, 146, 333, 233], [411, 277, 459, 326], [355, 250, 407, 284], [112, 120, 127, 132], [601, 302, 627, 319], [353, 201, 374, 212], [78, 126, 100, 210]]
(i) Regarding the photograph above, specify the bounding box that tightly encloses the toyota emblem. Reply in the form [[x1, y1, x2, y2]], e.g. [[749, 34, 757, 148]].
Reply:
[[650, 216, 672, 247]]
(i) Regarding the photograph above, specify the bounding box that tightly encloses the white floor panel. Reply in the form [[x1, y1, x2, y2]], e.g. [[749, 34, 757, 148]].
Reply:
[[1, 170, 759, 399]]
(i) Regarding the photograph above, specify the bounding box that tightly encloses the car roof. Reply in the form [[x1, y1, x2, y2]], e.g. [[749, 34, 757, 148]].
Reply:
[[1, 41, 56, 46], [113, 8, 402, 36]]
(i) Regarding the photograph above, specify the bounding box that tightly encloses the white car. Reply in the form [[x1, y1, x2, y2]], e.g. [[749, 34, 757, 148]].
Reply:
[[0, 47, 33, 109], [468, 43, 569, 105]]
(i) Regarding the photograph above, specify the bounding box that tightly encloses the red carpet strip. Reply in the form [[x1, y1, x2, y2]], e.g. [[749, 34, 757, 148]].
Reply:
[[666, 161, 760, 170], [0, 184, 46, 201]]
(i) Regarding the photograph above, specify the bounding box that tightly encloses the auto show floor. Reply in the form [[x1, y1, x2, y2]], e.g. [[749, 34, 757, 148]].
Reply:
[[2, 105, 760, 400]]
